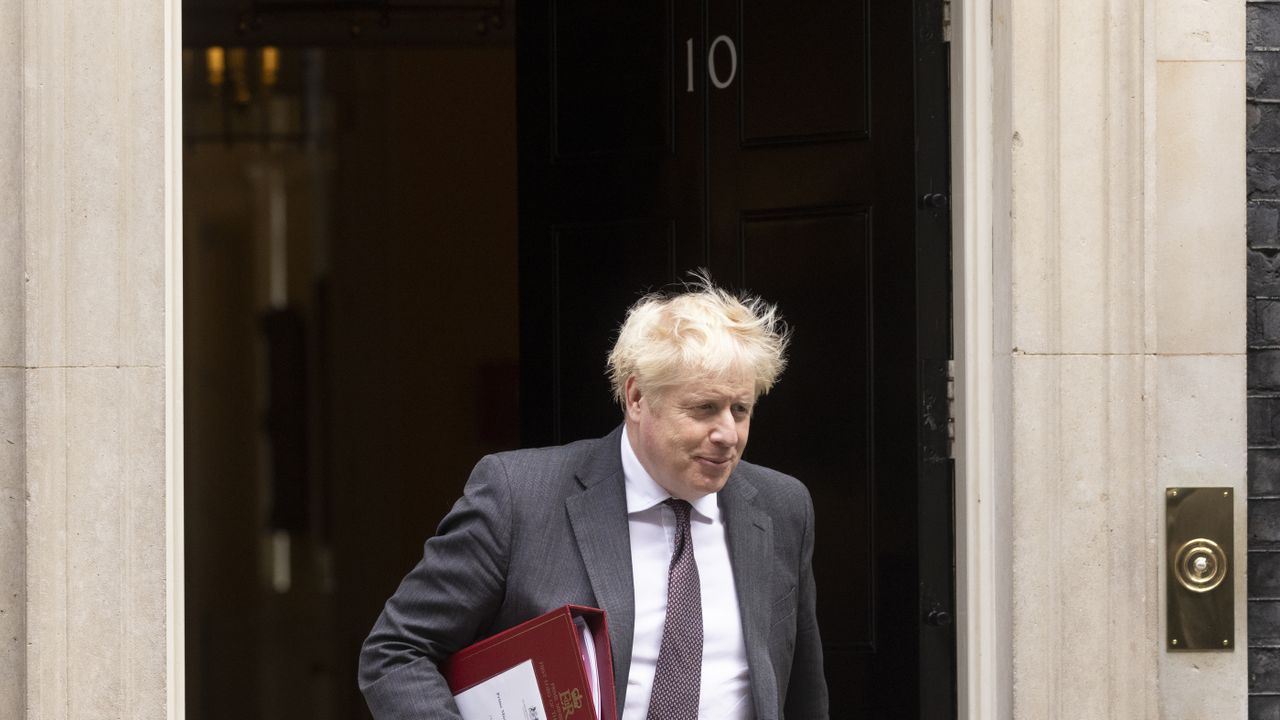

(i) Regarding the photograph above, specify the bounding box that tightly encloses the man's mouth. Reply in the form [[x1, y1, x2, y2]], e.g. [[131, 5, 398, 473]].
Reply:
[[695, 456, 733, 466]]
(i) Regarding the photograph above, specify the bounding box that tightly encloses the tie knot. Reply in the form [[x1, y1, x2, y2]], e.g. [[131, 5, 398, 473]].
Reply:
[[664, 498, 692, 527]]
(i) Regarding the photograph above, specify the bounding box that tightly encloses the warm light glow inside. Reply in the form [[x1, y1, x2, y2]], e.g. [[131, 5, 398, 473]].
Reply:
[[205, 46, 225, 88], [227, 47, 251, 104], [261, 46, 280, 90]]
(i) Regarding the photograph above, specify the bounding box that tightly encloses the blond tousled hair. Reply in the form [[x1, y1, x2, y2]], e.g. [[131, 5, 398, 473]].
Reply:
[[607, 275, 790, 407]]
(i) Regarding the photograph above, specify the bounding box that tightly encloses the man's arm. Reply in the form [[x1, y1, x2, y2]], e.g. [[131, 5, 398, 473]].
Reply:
[[784, 488, 830, 719], [358, 454, 515, 720]]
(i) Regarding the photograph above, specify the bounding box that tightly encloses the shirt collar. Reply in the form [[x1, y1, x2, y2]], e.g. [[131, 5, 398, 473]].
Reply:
[[620, 426, 720, 522]]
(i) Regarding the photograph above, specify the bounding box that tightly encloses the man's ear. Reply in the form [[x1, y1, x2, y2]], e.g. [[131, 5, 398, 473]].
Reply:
[[624, 376, 644, 421]]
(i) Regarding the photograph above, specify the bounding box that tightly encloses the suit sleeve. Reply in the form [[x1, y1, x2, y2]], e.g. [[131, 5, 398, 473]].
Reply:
[[784, 487, 830, 719], [358, 454, 515, 720]]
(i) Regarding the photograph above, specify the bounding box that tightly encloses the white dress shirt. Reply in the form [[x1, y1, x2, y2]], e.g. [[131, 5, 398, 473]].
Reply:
[[620, 428, 754, 719]]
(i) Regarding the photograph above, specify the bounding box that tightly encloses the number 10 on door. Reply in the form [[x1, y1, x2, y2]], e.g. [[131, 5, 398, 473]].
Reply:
[[686, 35, 738, 92]]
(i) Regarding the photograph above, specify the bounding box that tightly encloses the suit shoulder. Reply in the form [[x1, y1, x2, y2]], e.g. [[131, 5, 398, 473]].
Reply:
[[471, 434, 611, 498]]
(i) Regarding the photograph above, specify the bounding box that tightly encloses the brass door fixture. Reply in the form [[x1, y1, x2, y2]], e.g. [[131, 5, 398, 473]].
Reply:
[[1166, 487, 1234, 651]]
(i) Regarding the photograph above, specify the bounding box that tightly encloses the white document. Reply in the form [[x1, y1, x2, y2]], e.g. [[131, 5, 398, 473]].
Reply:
[[453, 659, 547, 720], [573, 617, 601, 720]]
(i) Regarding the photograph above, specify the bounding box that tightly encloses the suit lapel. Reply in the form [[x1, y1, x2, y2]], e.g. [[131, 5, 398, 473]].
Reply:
[[565, 426, 635, 714], [721, 472, 778, 718]]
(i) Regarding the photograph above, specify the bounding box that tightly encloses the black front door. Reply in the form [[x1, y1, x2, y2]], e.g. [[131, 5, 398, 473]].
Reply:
[[518, 2, 954, 716]]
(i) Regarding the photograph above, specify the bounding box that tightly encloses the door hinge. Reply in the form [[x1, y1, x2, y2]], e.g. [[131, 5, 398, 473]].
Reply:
[[942, 0, 952, 44], [946, 359, 956, 459]]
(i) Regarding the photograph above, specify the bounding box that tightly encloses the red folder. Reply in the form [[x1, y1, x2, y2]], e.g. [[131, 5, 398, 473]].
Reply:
[[443, 605, 617, 720]]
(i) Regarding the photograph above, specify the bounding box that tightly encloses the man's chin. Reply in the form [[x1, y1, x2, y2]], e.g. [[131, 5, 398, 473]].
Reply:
[[692, 470, 732, 493]]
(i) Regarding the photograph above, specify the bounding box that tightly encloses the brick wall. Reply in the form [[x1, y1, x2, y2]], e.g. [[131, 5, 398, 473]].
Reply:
[[1250, 2, 1280, 716]]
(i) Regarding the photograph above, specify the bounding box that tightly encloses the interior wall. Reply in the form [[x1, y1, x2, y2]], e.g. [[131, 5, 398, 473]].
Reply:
[[325, 45, 519, 717], [184, 143, 269, 716], [183, 43, 517, 719]]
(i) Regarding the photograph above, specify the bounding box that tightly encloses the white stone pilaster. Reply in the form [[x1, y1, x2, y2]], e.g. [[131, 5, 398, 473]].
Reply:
[[1, 0, 27, 716], [6, 1, 177, 718], [1003, 0, 1164, 717], [992, 0, 1248, 717]]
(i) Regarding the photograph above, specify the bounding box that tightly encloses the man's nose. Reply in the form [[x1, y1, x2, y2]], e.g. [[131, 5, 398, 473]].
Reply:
[[709, 408, 738, 446]]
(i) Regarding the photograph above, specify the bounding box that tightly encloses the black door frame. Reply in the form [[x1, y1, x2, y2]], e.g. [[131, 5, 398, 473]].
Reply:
[[913, 0, 958, 717]]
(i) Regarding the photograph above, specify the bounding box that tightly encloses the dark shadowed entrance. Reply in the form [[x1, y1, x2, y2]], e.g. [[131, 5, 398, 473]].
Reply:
[[517, 2, 955, 717], [182, 1, 953, 717]]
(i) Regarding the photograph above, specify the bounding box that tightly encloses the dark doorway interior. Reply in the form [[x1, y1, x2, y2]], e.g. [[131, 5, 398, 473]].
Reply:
[[182, 6, 519, 717], [183, 1, 953, 718]]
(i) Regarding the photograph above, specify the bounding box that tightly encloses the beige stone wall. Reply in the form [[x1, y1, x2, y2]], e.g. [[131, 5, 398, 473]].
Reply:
[[2, 2, 26, 718], [1155, 0, 1247, 716], [992, 0, 1247, 717], [4, 1, 174, 718]]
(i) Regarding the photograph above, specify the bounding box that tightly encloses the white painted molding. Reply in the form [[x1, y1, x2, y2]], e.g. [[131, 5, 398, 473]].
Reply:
[[164, 0, 186, 717], [953, 0, 1012, 718]]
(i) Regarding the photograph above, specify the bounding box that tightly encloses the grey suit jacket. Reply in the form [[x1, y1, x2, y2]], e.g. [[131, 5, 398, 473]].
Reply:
[[358, 426, 829, 719]]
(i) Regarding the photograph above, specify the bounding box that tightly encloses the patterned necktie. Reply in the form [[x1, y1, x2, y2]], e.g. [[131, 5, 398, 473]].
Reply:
[[647, 498, 703, 720]]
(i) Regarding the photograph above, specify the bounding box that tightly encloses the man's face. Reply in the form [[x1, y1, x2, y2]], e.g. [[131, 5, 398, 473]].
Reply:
[[624, 374, 755, 500]]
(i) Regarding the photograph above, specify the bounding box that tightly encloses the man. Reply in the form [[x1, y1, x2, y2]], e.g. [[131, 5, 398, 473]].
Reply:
[[359, 280, 829, 719]]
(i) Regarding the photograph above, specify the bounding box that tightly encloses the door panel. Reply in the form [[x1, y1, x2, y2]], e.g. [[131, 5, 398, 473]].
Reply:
[[551, 220, 675, 442], [739, 0, 869, 144], [519, 0, 702, 448], [705, 1, 918, 710], [739, 207, 875, 652], [519, 1, 953, 715], [551, 2, 673, 158]]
